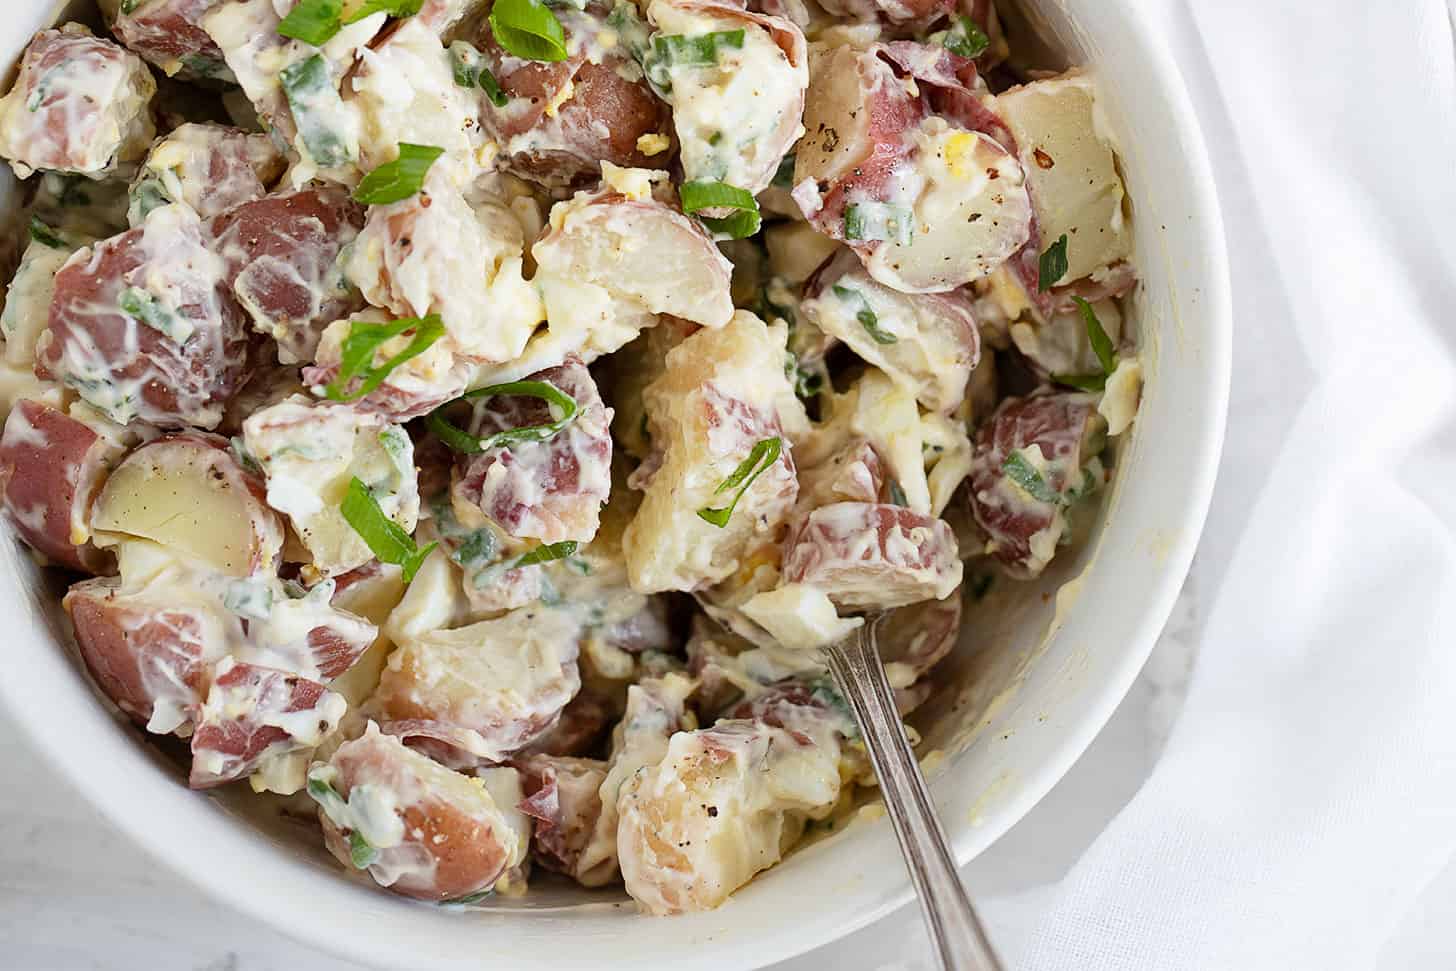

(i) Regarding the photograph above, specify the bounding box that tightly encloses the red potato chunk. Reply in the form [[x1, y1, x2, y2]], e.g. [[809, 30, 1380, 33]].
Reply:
[[375, 606, 584, 764], [0, 400, 131, 572], [451, 359, 614, 545], [514, 688, 614, 759], [129, 123, 284, 225], [476, 8, 673, 188], [815, 0, 952, 27], [967, 391, 1107, 578], [64, 575, 229, 734], [113, 0, 233, 81], [189, 658, 346, 789], [781, 502, 962, 610], [306, 311, 472, 422], [238, 578, 380, 682], [0, 25, 156, 180], [210, 185, 366, 364], [516, 754, 610, 882], [311, 725, 530, 901], [90, 433, 285, 579], [40, 205, 250, 429]]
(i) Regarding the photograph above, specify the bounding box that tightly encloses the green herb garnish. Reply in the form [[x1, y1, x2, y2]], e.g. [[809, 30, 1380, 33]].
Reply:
[[831, 284, 896, 345], [490, 0, 568, 62], [340, 476, 436, 582], [1038, 233, 1069, 291], [887, 479, 909, 507], [353, 143, 444, 205], [348, 830, 379, 869], [1051, 297, 1117, 391], [27, 217, 66, 249], [942, 15, 990, 60], [452, 529, 497, 569], [1002, 449, 1061, 505], [448, 42, 508, 106], [697, 437, 782, 528], [771, 154, 797, 189], [324, 314, 445, 402], [278, 0, 344, 46], [843, 202, 913, 245], [119, 287, 194, 344], [652, 30, 744, 67], [678, 180, 761, 240], [426, 380, 579, 454], [513, 540, 579, 568], [280, 54, 355, 168]]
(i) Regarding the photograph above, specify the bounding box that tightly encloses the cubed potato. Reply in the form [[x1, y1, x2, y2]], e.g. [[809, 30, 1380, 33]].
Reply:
[[623, 312, 806, 593], [236, 576, 380, 683], [796, 44, 912, 190], [91, 432, 285, 578], [996, 73, 1132, 284], [0, 400, 134, 572], [647, 0, 807, 195], [129, 123, 284, 226], [343, 166, 542, 366], [374, 606, 583, 763], [189, 658, 346, 791], [1009, 298, 1123, 379], [764, 222, 841, 286], [967, 390, 1108, 577], [306, 309, 472, 422], [802, 249, 980, 412], [781, 502, 962, 609], [311, 725, 530, 901], [211, 185, 365, 364], [111, 0, 233, 80], [617, 719, 843, 914], [2, 232, 88, 369], [0, 25, 156, 180], [40, 203, 250, 429], [450, 359, 614, 545], [242, 395, 420, 577], [516, 754, 610, 883]]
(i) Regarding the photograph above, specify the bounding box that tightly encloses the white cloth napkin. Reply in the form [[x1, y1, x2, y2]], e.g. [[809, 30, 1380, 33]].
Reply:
[[983, 1, 1456, 967], [785, 1, 1456, 968]]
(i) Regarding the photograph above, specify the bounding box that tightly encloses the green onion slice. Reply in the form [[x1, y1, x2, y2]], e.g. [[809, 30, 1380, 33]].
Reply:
[[1002, 449, 1062, 505], [513, 540, 579, 568], [324, 314, 445, 402], [679, 180, 761, 239], [1073, 296, 1117, 375], [652, 30, 744, 67], [347, 830, 379, 869], [843, 202, 913, 245], [119, 287, 194, 344], [1038, 233, 1069, 291], [831, 284, 896, 345], [340, 476, 436, 582], [353, 143, 445, 205], [345, 0, 425, 24], [448, 42, 508, 106], [490, 0, 568, 62], [942, 15, 990, 60], [278, 0, 344, 46], [28, 217, 67, 249], [426, 380, 580, 455], [697, 437, 782, 528], [1050, 372, 1107, 392]]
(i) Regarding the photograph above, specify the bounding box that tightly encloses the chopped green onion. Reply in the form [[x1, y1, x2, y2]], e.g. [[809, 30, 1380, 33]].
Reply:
[[280, 54, 355, 168], [278, 0, 343, 46], [448, 42, 508, 106], [344, 0, 425, 24], [679, 180, 761, 239], [348, 830, 379, 869], [1002, 449, 1061, 505], [120, 0, 140, 13], [27, 217, 66, 249], [1073, 296, 1117, 375], [452, 529, 497, 569], [832, 284, 896, 345], [652, 30, 744, 67], [1050, 372, 1107, 392], [324, 314, 445, 402], [119, 287, 194, 344], [843, 203, 913, 245], [441, 888, 495, 906], [887, 479, 909, 507], [697, 437, 782, 528], [353, 143, 445, 205], [490, 0, 568, 62], [427, 380, 580, 454], [1038, 233, 1069, 291], [771, 154, 797, 189], [513, 540, 579, 568], [942, 15, 990, 60], [340, 477, 436, 582]]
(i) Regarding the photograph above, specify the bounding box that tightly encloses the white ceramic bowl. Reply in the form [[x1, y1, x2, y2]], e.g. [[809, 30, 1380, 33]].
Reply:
[[0, 1, 1230, 967]]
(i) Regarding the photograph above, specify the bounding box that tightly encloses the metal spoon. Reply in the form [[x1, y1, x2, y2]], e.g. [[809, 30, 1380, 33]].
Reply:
[[824, 614, 1005, 971]]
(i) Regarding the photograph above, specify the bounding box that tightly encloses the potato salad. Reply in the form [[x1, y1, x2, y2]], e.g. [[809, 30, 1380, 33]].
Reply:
[[0, 0, 1140, 914]]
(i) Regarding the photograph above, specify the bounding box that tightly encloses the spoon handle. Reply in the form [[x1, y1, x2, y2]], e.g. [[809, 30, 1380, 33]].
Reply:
[[825, 621, 1005, 971]]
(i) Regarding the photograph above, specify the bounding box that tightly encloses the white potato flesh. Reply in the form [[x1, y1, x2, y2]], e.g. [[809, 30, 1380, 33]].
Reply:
[[996, 73, 1131, 283], [739, 583, 862, 651], [91, 433, 284, 577], [795, 44, 877, 189], [864, 122, 1033, 293], [2, 233, 86, 368], [1009, 297, 1123, 378], [128, 122, 283, 225], [311, 309, 471, 421], [802, 253, 979, 412], [242, 395, 420, 577], [617, 720, 843, 914], [622, 312, 806, 593], [373, 606, 583, 763], [764, 222, 840, 285]]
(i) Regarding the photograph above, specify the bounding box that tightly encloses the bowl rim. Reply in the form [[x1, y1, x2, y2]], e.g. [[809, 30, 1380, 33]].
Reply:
[[0, 0, 1232, 965]]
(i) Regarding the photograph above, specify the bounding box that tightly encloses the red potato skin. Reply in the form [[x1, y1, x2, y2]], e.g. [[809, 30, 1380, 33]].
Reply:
[[781, 502, 960, 609], [516, 754, 608, 877], [477, 9, 672, 187], [189, 662, 339, 789], [209, 186, 366, 362], [64, 577, 217, 728], [0, 400, 122, 573], [514, 688, 613, 759], [114, 0, 228, 78], [41, 221, 250, 429], [320, 731, 516, 901]]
